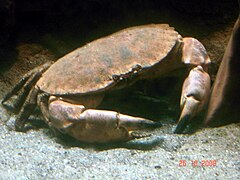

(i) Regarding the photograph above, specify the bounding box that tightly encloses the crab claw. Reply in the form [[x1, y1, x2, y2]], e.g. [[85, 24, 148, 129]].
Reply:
[[174, 65, 210, 134], [47, 100, 161, 143], [174, 96, 199, 134], [67, 109, 162, 143], [79, 109, 162, 130]]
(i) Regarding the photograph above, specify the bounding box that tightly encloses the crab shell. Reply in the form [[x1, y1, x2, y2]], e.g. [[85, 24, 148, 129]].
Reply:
[[36, 24, 183, 95]]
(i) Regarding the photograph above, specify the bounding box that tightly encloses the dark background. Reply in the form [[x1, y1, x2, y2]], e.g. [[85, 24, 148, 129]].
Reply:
[[1, 0, 239, 48]]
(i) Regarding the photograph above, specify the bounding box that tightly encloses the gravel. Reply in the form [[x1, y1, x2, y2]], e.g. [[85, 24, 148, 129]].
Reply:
[[0, 103, 239, 179]]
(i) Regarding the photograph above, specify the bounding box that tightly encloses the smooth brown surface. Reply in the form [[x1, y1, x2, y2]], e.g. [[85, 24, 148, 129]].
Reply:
[[205, 14, 240, 126]]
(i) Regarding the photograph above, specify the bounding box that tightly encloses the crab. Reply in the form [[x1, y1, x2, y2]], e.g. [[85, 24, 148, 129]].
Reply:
[[2, 24, 211, 143]]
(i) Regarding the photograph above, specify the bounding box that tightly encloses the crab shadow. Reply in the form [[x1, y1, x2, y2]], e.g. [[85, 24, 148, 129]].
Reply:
[[54, 131, 165, 151]]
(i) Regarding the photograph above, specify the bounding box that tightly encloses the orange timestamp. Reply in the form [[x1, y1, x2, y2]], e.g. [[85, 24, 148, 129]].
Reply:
[[179, 160, 217, 167]]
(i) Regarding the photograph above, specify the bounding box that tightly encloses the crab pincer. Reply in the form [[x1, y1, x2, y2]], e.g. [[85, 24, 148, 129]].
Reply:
[[174, 65, 210, 133]]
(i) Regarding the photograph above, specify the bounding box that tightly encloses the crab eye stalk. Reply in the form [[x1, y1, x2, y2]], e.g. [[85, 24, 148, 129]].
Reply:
[[112, 74, 120, 81], [132, 64, 142, 72]]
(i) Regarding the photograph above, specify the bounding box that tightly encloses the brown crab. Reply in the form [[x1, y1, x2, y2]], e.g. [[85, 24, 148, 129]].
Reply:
[[2, 24, 211, 143]]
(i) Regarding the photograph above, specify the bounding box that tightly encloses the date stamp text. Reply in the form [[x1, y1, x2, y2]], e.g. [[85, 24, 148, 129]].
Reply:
[[179, 160, 217, 167]]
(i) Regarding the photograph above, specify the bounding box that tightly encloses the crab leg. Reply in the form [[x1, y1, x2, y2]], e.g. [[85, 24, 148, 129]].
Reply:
[[14, 87, 39, 131], [174, 65, 210, 133], [47, 99, 162, 143], [2, 61, 53, 112], [174, 37, 211, 133], [181, 37, 211, 70], [1, 69, 35, 105], [4, 71, 42, 113]]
